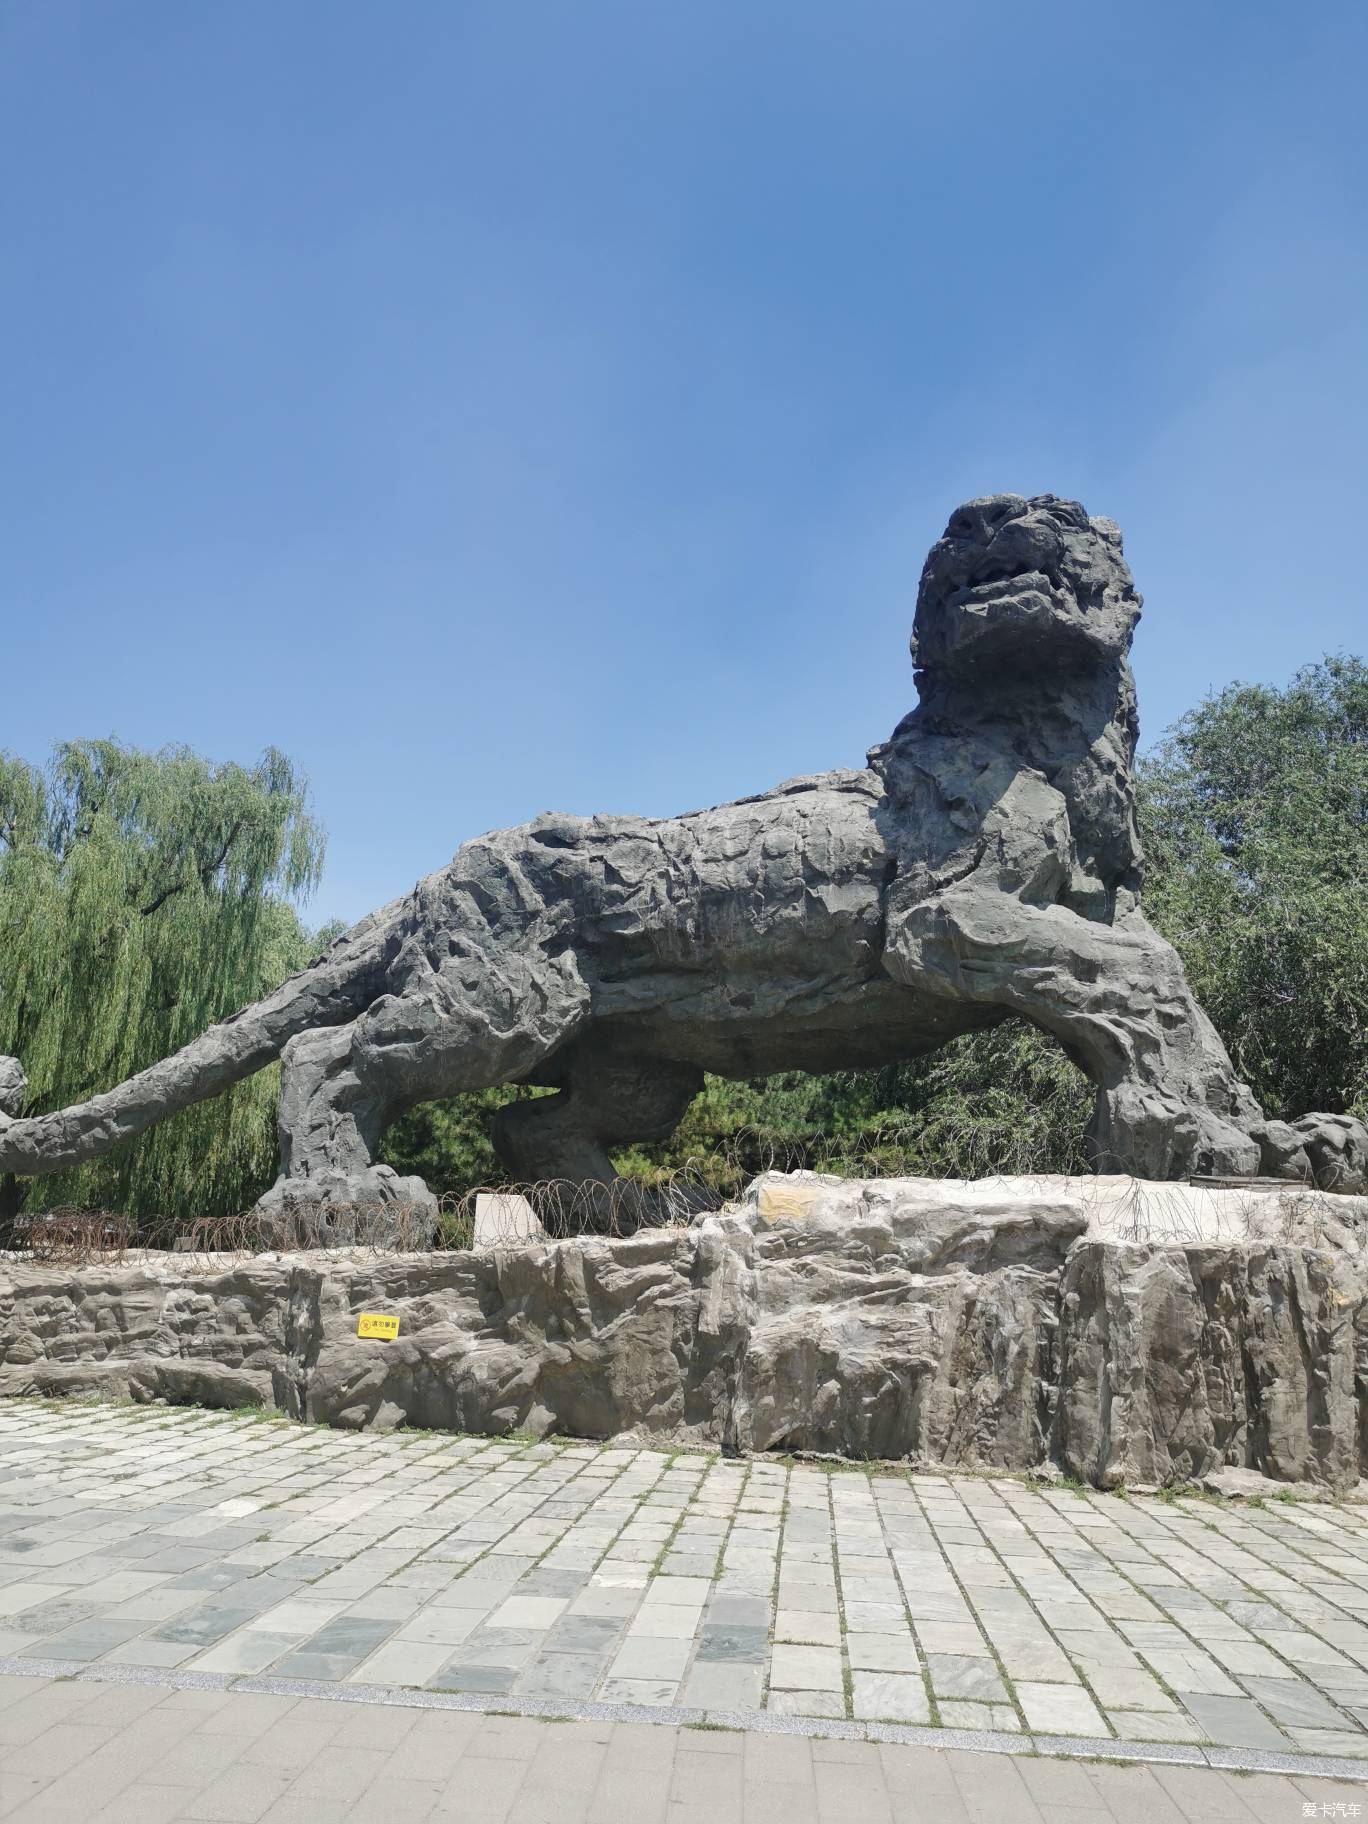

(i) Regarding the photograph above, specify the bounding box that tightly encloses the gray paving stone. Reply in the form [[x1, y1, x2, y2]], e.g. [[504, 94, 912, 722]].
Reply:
[[845, 1633, 919, 1673], [9, 1599, 100, 1633], [1287, 1726, 1368, 1757], [19, 1618, 149, 1660], [850, 1671, 930, 1723], [1238, 1674, 1350, 1728], [516, 1568, 589, 1597], [191, 1631, 302, 1676], [696, 1624, 769, 1664], [765, 1688, 847, 1718], [452, 1628, 541, 1670], [1077, 1660, 1174, 1709], [937, 1700, 1025, 1732], [681, 1663, 764, 1708], [513, 1652, 605, 1698], [295, 1617, 396, 1658], [609, 1636, 693, 1680], [543, 1615, 623, 1655], [1014, 1680, 1107, 1736], [769, 1645, 843, 1693], [268, 1650, 364, 1681], [1104, 1707, 1206, 1742], [427, 1660, 519, 1693], [925, 1654, 1009, 1703], [1178, 1691, 1294, 1749], [149, 1605, 260, 1648], [431, 1579, 522, 1610], [166, 1566, 246, 1593], [102, 1637, 199, 1668]]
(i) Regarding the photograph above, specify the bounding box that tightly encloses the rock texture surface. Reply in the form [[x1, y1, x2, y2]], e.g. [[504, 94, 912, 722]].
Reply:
[[4, 1173, 1367, 1490], [1, 493, 1363, 1223]]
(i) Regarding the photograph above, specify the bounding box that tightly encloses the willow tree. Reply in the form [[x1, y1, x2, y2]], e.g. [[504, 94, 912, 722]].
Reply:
[[0, 740, 326, 1220]]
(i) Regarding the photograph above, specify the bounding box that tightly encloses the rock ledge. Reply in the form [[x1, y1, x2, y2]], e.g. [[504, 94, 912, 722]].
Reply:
[[3, 1172, 1365, 1490]]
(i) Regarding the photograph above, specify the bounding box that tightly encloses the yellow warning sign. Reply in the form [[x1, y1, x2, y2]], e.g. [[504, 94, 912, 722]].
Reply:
[[356, 1311, 401, 1341]]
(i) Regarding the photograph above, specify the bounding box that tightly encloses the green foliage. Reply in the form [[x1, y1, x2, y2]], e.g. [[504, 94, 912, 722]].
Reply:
[[0, 739, 326, 1217], [613, 1019, 1091, 1195], [1138, 656, 1368, 1120], [378, 1087, 527, 1195]]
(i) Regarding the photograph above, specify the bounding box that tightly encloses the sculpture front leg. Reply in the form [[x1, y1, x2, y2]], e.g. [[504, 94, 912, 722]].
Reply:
[[885, 888, 1265, 1181]]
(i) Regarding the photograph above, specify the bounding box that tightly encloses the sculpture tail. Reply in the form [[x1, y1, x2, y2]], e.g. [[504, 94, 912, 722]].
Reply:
[[0, 917, 391, 1179]]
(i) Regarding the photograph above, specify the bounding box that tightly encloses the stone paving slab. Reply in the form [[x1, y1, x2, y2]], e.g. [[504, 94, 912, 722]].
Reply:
[[4, 1396, 1368, 1784]]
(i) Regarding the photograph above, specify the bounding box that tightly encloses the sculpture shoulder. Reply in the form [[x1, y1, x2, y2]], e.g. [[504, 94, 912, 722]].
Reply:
[[872, 728, 1044, 820]]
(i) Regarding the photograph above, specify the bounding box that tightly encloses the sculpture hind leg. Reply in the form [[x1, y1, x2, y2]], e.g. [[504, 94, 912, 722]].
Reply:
[[253, 1025, 436, 1244], [257, 928, 596, 1240], [492, 1047, 705, 1234]]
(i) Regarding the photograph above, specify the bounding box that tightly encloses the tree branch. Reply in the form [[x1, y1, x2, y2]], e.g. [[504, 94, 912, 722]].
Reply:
[[139, 820, 244, 917]]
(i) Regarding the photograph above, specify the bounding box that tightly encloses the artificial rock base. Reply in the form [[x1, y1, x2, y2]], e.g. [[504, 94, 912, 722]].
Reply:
[[3, 1173, 1367, 1491]]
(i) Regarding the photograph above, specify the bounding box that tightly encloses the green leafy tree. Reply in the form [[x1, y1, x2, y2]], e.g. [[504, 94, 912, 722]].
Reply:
[[0, 740, 326, 1219], [1138, 655, 1368, 1121], [378, 1087, 542, 1197]]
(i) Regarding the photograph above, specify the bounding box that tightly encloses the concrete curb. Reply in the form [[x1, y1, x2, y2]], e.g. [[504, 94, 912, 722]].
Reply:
[[5, 1655, 1367, 1784]]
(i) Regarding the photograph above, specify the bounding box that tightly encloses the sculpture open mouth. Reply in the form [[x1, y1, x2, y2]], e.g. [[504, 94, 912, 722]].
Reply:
[[948, 569, 1065, 620], [911, 496, 1140, 682], [914, 566, 1104, 676]]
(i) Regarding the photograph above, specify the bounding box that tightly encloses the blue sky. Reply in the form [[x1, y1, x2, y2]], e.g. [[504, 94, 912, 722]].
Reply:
[[4, 2, 1365, 927]]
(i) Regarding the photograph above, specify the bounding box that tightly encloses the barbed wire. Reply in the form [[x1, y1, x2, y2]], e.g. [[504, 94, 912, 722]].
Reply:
[[0, 1172, 724, 1265], [0, 1207, 140, 1264]]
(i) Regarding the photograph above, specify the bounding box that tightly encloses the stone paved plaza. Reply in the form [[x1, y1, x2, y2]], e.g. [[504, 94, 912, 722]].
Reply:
[[3, 1398, 1368, 1815]]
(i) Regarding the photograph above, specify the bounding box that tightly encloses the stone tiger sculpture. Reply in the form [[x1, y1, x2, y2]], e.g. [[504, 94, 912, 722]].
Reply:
[[3, 493, 1362, 1228]]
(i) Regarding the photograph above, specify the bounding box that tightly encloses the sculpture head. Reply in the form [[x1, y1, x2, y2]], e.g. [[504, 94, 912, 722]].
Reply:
[[880, 493, 1145, 912], [911, 493, 1141, 687]]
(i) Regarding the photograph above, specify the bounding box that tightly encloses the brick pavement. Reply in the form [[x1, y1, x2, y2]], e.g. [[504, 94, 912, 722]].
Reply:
[[2, 1397, 1368, 1816], [0, 1673, 1361, 1821]]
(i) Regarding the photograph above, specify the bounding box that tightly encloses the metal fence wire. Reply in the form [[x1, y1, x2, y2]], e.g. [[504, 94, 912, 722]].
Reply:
[[0, 1172, 723, 1265], [0, 1129, 840, 1264]]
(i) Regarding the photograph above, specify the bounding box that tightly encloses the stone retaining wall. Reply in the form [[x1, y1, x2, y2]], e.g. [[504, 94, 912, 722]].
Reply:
[[3, 1177, 1366, 1490]]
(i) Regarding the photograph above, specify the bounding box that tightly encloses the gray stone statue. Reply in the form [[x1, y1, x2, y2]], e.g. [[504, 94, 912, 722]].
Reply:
[[2, 494, 1363, 1225]]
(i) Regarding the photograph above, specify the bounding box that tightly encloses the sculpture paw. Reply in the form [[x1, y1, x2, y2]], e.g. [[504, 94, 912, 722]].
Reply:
[[1090, 1083, 1261, 1180], [1253, 1114, 1368, 1194], [253, 1166, 439, 1250]]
